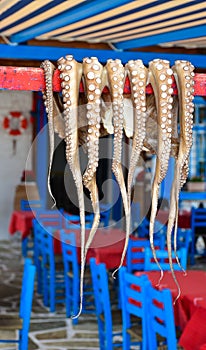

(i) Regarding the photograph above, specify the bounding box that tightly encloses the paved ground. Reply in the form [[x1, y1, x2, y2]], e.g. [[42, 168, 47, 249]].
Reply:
[[0, 234, 205, 349], [0, 235, 101, 350]]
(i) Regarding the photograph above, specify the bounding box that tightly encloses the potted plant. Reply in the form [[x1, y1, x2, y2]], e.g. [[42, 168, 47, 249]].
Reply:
[[187, 176, 206, 192]]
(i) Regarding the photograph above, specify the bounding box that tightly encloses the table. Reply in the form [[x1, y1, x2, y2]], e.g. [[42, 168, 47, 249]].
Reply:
[[157, 209, 191, 228], [135, 270, 206, 350], [9, 210, 34, 239], [54, 227, 127, 269]]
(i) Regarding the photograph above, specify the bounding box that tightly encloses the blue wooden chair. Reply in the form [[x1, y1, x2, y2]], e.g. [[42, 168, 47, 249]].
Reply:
[[148, 284, 177, 350], [20, 199, 42, 211], [191, 207, 206, 264], [61, 230, 95, 325], [63, 212, 93, 229], [0, 259, 36, 350], [35, 209, 63, 230], [144, 247, 187, 271], [32, 218, 43, 294], [41, 226, 65, 312], [126, 236, 165, 273], [90, 258, 122, 349], [119, 267, 150, 350], [20, 199, 43, 257], [99, 203, 111, 227]]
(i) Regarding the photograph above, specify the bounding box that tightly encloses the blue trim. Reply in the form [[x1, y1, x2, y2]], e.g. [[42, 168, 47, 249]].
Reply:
[[115, 24, 206, 50], [0, 44, 206, 68], [180, 192, 206, 201], [10, 0, 133, 43], [36, 101, 48, 209]]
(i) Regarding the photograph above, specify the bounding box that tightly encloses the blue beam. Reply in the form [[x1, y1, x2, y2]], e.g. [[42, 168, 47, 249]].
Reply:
[[10, 0, 133, 44], [115, 24, 206, 50], [0, 44, 205, 68]]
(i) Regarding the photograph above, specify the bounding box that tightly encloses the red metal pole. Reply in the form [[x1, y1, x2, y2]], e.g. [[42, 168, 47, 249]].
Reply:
[[0, 66, 205, 96]]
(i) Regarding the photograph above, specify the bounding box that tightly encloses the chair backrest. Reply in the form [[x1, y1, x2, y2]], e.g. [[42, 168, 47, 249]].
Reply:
[[119, 267, 150, 350], [137, 217, 166, 239], [144, 247, 187, 271], [99, 203, 111, 227], [20, 199, 42, 211], [60, 230, 79, 275], [63, 212, 93, 229], [19, 259, 36, 349], [90, 258, 113, 349], [35, 209, 63, 229], [148, 284, 177, 350], [174, 228, 191, 252], [191, 207, 206, 230], [126, 236, 165, 273]]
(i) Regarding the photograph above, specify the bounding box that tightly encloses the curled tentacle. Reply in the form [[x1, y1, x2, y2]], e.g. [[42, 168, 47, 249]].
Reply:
[[82, 57, 106, 255], [122, 59, 148, 273], [148, 59, 174, 278], [58, 55, 86, 318], [105, 59, 129, 275], [167, 60, 195, 274], [41, 60, 57, 207]]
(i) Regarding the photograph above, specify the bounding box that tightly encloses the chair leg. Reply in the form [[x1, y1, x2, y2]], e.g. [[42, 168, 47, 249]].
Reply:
[[22, 238, 28, 258]]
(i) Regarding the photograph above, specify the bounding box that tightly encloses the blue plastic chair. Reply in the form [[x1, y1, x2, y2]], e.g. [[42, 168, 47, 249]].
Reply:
[[61, 230, 95, 324], [90, 258, 122, 349], [119, 267, 150, 350], [20, 199, 43, 258], [126, 236, 165, 273], [148, 284, 177, 350], [41, 226, 65, 312], [0, 259, 36, 350], [144, 247, 187, 271], [190, 207, 206, 264]]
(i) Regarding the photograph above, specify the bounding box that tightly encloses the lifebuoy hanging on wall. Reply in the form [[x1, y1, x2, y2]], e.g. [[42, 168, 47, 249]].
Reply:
[[2, 111, 28, 136]]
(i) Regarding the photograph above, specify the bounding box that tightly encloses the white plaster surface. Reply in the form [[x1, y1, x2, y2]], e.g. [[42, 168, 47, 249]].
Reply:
[[0, 91, 32, 240]]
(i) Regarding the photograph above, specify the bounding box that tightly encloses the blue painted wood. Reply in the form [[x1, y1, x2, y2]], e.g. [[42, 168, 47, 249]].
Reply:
[[0, 44, 206, 68], [119, 267, 149, 350], [148, 284, 177, 350], [144, 247, 187, 271], [10, 0, 133, 43], [115, 24, 206, 50], [179, 192, 206, 201]]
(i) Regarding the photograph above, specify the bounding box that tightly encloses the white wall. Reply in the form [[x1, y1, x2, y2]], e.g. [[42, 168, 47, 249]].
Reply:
[[0, 91, 32, 240]]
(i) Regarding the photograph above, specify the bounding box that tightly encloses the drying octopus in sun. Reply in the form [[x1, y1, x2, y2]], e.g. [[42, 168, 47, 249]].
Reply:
[[41, 56, 195, 315]]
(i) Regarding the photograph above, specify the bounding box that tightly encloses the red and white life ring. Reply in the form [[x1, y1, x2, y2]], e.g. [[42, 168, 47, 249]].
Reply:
[[3, 111, 28, 136]]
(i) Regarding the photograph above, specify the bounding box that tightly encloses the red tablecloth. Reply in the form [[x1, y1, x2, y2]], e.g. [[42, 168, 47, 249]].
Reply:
[[9, 210, 34, 239], [54, 227, 127, 269], [135, 270, 206, 350], [157, 210, 191, 228]]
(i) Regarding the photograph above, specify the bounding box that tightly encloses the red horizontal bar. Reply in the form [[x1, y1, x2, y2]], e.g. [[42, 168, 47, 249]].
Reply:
[[0, 66, 205, 96]]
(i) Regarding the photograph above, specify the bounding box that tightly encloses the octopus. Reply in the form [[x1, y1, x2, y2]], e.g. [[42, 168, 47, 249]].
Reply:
[[166, 60, 195, 296], [41, 56, 195, 314], [147, 59, 175, 278]]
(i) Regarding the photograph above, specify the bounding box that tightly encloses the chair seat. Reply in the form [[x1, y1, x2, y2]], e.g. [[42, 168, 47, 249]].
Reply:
[[0, 316, 22, 330]]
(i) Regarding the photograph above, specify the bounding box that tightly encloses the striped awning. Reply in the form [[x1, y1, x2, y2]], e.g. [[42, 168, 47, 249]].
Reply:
[[0, 0, 206, 50]]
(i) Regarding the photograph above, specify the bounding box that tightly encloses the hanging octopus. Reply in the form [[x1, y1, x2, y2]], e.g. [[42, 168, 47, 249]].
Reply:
[[81, 57, 106, 257], [41, 56, 195, 315], [147, 59, 174, 277], [166, 60, 195, 295]]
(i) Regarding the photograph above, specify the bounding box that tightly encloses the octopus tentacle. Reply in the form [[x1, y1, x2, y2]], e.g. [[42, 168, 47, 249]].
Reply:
[[167, 60, 195, 277], [41, 60, 57, 207], [105, 59, 128, 275], [123, 59, 148, 271], [82, 57, 105, 254], [58, 55, 86, 318], [148, 59, 174, 278]]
